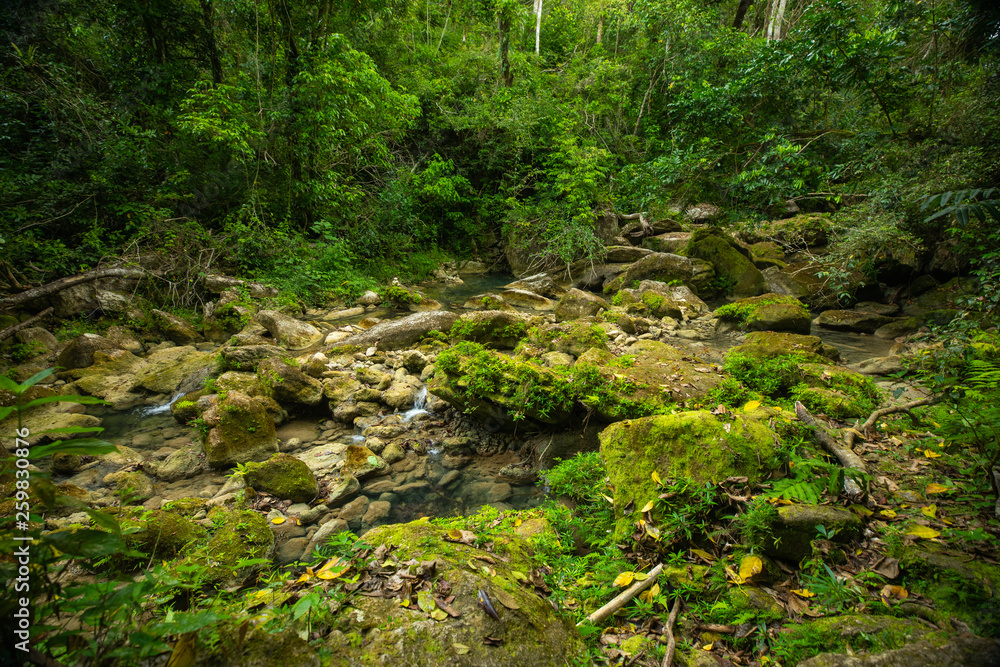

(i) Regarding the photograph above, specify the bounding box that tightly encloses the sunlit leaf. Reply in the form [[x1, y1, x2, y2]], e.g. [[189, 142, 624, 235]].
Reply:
[[691, 548, 715, 562], [613, 572, 635, 587], [925, 483, 949, 494], [879, 584, 908, 600], [879, 509, 897, 518], [906, 524, 941, 539], [791, 589, 816, 598], [651, 470, 662, 485], [417, 591, 436, 613], [640, 499, 655, 513], [271, 517, 286, 524], [453, 643, 470, 655], [738, 555, 763, 581], [923, 449, 942, 459], [702, 643, 714, 651], [743, 400, 761, 412], [430, 609, 448, 621], [920, 505, 937, 519]]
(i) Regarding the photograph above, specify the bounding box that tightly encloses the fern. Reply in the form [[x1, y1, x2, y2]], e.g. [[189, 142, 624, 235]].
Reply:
[[769, 477, 823, 504]]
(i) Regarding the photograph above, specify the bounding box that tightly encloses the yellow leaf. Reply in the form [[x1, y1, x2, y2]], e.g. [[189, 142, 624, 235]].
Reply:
[[851, 504, 873, 516], [271, 517, 286, 525], [691, 548, 715, 562], [165, 633, 196, 667], [400, 598, 410, 607], [613, 572, 635, 587], [430, 609, 448, 621], [743, 400, 761, 413], [639, 590, 653, 603], [906, 524, 941, 539], [651, 470, 662, 485], [514, 518, 522, 527], [880, 584, 909, 600], [633, 572, 649, 581], [702, 643, 714, 651], [453, 643, 470, 655], [926, 483, 949, 494], [295, 573, 311, 584], [791, 589, 816, 598], [739, 555, 763, 581], [923, 449, 942, 459], [921, 505, 937, 519], [879, 509, 897, 518], [650, 583, 661, 598], [640, 499, 656, 513], [601, 494, 614, 503]]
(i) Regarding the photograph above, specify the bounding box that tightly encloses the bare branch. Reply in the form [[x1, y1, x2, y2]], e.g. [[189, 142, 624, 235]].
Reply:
[[0, 307, 54, 343], [0, 268, 148, 312]]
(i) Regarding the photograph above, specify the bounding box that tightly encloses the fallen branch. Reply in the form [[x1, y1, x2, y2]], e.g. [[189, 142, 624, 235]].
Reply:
[[0, 267, 147, 311], [0, 307, 54, 343], [578, 563, 663, 627], [794, 401, 867, 472], [618, 211, 654, 236], [661, 597, 682, 667], [844, 396, 940, 448]]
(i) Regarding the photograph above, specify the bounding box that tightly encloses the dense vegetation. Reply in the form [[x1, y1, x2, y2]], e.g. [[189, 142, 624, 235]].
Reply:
[[2, 0, 998, 301]]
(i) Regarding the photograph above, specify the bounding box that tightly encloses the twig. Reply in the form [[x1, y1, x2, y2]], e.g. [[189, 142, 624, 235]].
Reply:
[[578, 563, 663, 627], [794, 401, 867, 471], [661, 597, 682, 667], [0, 307, 53, 343], [844, 396, 940, 448]]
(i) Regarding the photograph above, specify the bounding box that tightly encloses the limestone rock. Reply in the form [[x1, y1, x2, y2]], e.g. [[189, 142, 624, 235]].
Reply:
[[242, 453, 318, 503], [56, 334, 119, 370], [151, 309, 203, 345], [327, 475, 361, 507], [816, 310, 896, 334], [219, 344, 284, 371], [257, 357, 324, 406], [684, 227, 767, 297], [604, 252, 715, 296], [604, 246, 653, 263], [499, 289, 555, 310], [450, 310, 530, 349], [554, 288, 609, 321], [333, 311, 459, 351], [201, 391, 278, 468], [256, 310, 322, 349]]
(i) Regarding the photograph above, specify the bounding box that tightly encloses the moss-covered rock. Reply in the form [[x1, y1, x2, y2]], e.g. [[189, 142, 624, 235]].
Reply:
[[256, 309, 322, 349], [727, 331, 840, 364], [119, 508, 206, 559], [600, 409, 784, 539], [212, 626, 320, 667], [798, 636, 1000, 667], [151, 309, 203, 345], [774, 615, 938, 666], [219, 344, 285, 372], [171, 390, 207, 424], [56, 333, 119, 370], [257, 357, 324, 406], [242, 453, 318, 503], [794, 363, 882, 418], [179, 508, 274, 587], [763, 503, 862, 562], [131, 345, 215, 395], [684, 228, 768, 297], [604, 252, 716, 296], [816, 309, 897, 334], [342, 445, 389, 480], [715, 293, 811, 334], [202, 391, 278, 468], [449, 311, 530, 349], [108, 471, 155, 502], [741, 213, 834, 249], [461, 293, 516, 311], [321, 518, 589, 666], [900, 546, 1000, 637], [554, 288, 610, 321], [517, 321, 610, 358]]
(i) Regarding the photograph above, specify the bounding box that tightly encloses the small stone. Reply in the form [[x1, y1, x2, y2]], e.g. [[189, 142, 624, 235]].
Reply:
[[381, 442, 406, 464]]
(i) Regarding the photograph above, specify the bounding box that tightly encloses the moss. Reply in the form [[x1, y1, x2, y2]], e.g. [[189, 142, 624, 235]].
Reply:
[[179, 508, 274, 586], [600, 410, 784, 539], [242, 452, 319, 503], [726, 331, 841, 364], [900, 547, 1000, 637], [683, 228, 767, 297], [518, 322, 609, 358], [161, 497, 208, 517], [118, 508, 206, 561], [771, 614, 939, 665], [449, 312, 528, 349], [715, 294, 810, 328]]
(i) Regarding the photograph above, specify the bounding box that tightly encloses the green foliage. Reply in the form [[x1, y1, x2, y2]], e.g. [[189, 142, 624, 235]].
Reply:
[[724, 353, 806, 397]]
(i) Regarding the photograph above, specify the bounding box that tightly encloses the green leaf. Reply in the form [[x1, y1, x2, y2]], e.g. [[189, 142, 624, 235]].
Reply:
[[20, 367, 57, 390], [84, 507, 123, 536], [40, 426, 105, 435], [0, 406, 14, 421], [42, 529, 124, 559], [21, 395, 110, 410], [29, 439, 116, 459], [0, 375, 21, 393]]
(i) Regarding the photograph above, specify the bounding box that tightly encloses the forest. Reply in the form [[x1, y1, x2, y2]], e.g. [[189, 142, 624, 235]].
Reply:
[[2, 0, 1000, 665]]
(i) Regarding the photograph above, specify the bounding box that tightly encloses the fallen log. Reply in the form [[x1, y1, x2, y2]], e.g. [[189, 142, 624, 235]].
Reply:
[[0, 267, 147, 311], [578, 563, 663, 627], [794, 401, 867, 471]]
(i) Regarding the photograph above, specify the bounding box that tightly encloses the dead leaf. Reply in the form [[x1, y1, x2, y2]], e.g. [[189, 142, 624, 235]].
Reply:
[[738, 555, 763, 582], [921, 505, 938, 519], [482, 636, 504, 646], [926, 483, 950, 494], [790, 589, 816, 598], [492, 588, 520, 610], [453, 643, 470, 655], [906, 524, 941, 539], [873, 557, 900, 579], [651, 470, 662, 485], [880, 584, 909, 601], [640, 499, 656, 513], [417, 590, 437, 613], [743, 400, 761, 412], [613, 572, 635, 587], [429, 609, 449, 621]]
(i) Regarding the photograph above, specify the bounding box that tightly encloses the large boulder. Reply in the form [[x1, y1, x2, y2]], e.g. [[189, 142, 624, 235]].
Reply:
[[151, 309, 203, 345], [554, 288, 609, 321], [450, 311, 530, 349], [519, 321, 610, 358], [334, 311, 459, 351], [600, 408, 783, 539], [201, 391, 278, 468], [715, 293, 812, 334], [816, 309, 896, 334], [683, 228, 767, 297], [119, 508, 206, 560], [503, 274, 566, 298], [499, 289, 555, 310], [256, 310, 323, 349], [604, 253, 715, 296], [219, 344, 284, 371], [616, 282, 710, 319], [178, 508, 274, 587], [242, 453, 318, 503], [764, 503, 862, 562], [739, 213, 833, 249], [324, 518, 589, 666], [604, 246, 654, 263], [256, 357, 324, 405], [56, 334, 119, 370], [641, 232, 692, 254], [726, 331, 841, 364], [131, 345, 215, 395]]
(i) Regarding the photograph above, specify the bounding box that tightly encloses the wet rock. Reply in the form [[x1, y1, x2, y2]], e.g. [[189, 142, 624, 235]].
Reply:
[[604, 253, 715, 296], [437, 470, 462, 487], [381, 442, 406, 464], [327, 475, 361, 507], [201, 391, 278, 468], [257, 357, 323, 406], [338, 496, 370, 528], [362, 500, 392, 527], [462, 292, 515, 311], [51, 452, 82, 474], [108, 471, 155, 502], [497, 463, 537, 485], [727, 331, 840, 364], [504, 274, 566, 298], [402, 350, 428, 373], [342, 444, 389, 480], [715, 293, 812, 334], [875, 317, 922, 339], [333, 311, 459, 351], [554, 288, 609, 321], [256, 310, 323, 349], [242, 453, 318, 503]]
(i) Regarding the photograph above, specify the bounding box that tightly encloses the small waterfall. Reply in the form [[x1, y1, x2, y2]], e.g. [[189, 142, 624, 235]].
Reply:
[[135, 392, 184, 418], [402, 387, 430, 423]]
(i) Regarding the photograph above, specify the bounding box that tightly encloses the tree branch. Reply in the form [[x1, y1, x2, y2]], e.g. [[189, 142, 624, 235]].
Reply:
[[578, 563, 663, 627], [661, 597, 682, 667], [0, 307, 54, 343], [844, 396, 941, 448], [0, 268, 147, 311], [794, 401, 867, 471]]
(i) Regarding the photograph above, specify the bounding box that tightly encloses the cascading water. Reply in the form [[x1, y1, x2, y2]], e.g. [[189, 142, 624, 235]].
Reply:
[[402, 387, 430, 423]]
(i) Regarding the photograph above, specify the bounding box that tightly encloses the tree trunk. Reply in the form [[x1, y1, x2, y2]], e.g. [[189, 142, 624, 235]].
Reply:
[[766, 0, 788, 41], [733, 0, 755, 29], [200, 0, 224, 85], [597, 15, 604, 44], [498, 11, 513, 87], [534, 0, 543, 55]]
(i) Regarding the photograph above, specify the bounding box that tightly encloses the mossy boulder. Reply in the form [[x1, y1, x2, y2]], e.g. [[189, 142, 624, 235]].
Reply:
[[816, 309, 897, 334], [154, 444, 205, 482], [684, 228, 768, 297], [342, 445, 389, 480], [715, 293, 811, 334], [600, 409, 783, 539], [517, 321, 609, 358], [256, 309, 323, 349], [499, 288, 555, 310], [899, 546, 1000, 637], [322, 518, 589, 667], [202, 390, 278, 468], [462, 292, 516, 311], [763, 504, 862, 562], [603, 252, 715, 296], [616, 283, 710, 320], [741, 213, 834, 249], [257, 357, 324, 406], [554, 288, 609, 321], [131, 345, 215, 395], [794, 363, 882, 418], [775, 615, 939, 666], [335, 311, 460, 351], [430, 342, 574, 426], [211, 626, 320, 667], [119, 508, 206, 559], [171, 390, 207, 424], [799, 636, 1000, 667], [242, 453, 319, 503], [323, 375, 362, 403], [219, 344, 285, 371], [151, 309, 204, 345], [56, 333, 119, 370], [449, 311, 530, 349], [109, 471, 155, 502], [727, 331, 840, 364], [181, 508, 274, 587]]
